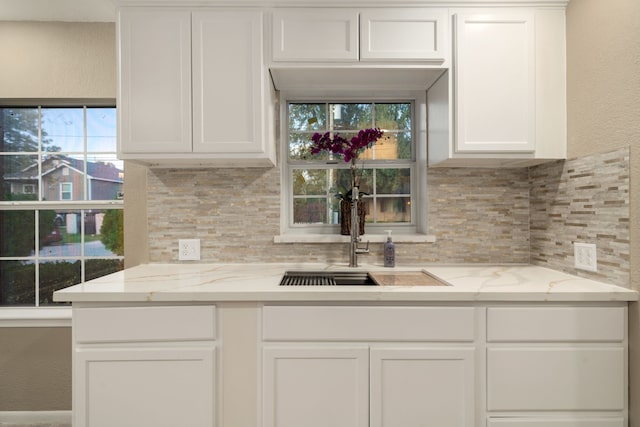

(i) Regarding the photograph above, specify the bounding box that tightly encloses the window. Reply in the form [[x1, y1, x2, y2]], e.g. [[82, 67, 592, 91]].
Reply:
[[0, 106, 124, 306], [60, 182, 73, 200], [282, 95, 426, 236]]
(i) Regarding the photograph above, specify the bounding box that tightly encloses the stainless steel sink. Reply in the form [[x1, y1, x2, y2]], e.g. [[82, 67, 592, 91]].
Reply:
[[280, 270, 451, 287], [280, 271, 376, 286]]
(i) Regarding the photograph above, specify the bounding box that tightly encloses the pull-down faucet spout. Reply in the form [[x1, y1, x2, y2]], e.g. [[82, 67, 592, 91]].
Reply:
[[349, 186, 369, 267]]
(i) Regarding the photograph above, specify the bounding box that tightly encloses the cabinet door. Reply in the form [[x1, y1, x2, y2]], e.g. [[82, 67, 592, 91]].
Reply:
[[74, 347, 216, 427], [370, 347, 475, 427], [118, 8, 192, 154], [454, 13, 535, 153], [360, 9, 448, 63], [192, 10, 266, 155], [263, 346, 369, 427], [272, 9, 359, 61]]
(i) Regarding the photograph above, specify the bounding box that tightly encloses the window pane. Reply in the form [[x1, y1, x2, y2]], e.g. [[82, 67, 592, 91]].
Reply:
[[86, 108, 117, 152], [293, 169, 326, 196], [288, 103, 326, 131], [88, 209, 124, 256], [86, 155, 124, 201], [42, 108, 84, 152], [0, 210, 35, 257], [86, 258, 124, 281], [331, 103, 372, 130], [39, 210, 81, 257], [334, 168, 373, 196], [1, 155, 38, 201], [39, 259, 80, 305], [41, 155, 84, 201], [0, 261, 35, 305], [375, 197, 411, 223], [0, 108, 39, 152], [289, 132, 327, 161], [375, 103, 411, 130], [293, 198, 326, 224], [376, 169, 411, 194]]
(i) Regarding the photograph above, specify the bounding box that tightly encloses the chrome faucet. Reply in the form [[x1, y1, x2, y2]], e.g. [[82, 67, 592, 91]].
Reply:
[[349, 186, 369, 267]]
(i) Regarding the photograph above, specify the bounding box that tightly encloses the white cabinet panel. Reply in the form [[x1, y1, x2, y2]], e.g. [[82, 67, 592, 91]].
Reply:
[[370, 348, 475, 427], [262, 305, 475, 342], [74, 305, 216, 343], [487, 347, 625, 411], [118, 8, 192, 154], [487, 418, 624, 427], [454, 12, 535, 153], [193, 10, 265, 154], [75, 347, 216, 427], [263, 346, 369, 427], [487, 306, 625, 342], [272, 9, 359, 61], [360, 8, 448, 62]]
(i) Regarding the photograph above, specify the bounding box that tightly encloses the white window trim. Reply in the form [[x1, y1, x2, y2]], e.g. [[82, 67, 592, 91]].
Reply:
[[277, 90, 429, 242]]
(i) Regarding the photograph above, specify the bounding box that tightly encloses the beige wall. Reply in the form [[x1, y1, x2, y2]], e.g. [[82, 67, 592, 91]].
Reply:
[[0, 21, 115, 100], [0, 21, 116, 412], [566, 0, 640, 425]]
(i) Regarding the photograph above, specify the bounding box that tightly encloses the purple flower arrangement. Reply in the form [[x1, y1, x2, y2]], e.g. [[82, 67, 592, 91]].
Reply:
[[310, 128, 384, 164]]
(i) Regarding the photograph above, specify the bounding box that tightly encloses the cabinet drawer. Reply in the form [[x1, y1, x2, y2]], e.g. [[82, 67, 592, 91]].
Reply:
[[487, 306, 625, 342], [487, 418, 624, 427], [487, 347, 625, 411], [262, 306, 475, 341], [74, 306, 216, 343]]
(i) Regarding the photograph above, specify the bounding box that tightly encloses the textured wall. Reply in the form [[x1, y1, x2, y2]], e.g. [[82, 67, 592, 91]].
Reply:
[[146, 167, 532, 265], [0, 22, 116, 99], [0, 328, 72, 411]]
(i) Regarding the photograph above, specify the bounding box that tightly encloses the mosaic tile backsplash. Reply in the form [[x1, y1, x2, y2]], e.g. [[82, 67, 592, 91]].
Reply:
[[529, 147, 630, 286], [146, 148, 630, 287]]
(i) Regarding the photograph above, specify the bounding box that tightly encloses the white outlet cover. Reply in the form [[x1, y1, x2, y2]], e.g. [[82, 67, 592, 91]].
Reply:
[[574, 242, 597, 272], [179, 239, 201, 261]]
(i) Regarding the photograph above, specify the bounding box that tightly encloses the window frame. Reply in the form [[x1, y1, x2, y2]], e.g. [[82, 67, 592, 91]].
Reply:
[[0, 104, 123, 315], [279, 90, 428, 237]]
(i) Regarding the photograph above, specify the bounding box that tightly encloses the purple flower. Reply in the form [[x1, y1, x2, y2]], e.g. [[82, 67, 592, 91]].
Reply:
[[310, 128, 384, 164]]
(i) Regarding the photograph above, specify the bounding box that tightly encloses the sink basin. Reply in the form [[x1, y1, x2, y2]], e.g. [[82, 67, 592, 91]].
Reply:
[[279, 270, 451, 287], [280, 271, 375, 286]]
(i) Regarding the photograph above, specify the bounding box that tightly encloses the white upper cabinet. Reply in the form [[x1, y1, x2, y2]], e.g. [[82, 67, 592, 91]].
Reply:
[[271, 8, 448, 64], [360, 9, 448, 63], [118, 8, 276, 167], [118, 9, 192, 155], [272, 9, 359, 62], [454, 12, 536, 154], [428, 8, 566, 167]]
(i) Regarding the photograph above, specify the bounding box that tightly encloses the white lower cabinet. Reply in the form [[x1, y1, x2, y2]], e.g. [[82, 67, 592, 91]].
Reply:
[[370, 347, 475, 427], [262, 345, 475, 427], [263, 346, 370, 427], [75, 347, 216, 427], [71, 305, 218, 427], [261, 305, 477, 427]]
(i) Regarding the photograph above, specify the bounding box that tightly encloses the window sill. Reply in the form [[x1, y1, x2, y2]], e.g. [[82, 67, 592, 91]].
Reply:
[[274, 233, 436, 244], [0, 307, 72, 327]]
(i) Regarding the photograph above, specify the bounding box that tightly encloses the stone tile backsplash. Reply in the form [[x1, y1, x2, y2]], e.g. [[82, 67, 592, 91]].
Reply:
[[145, 148, 630, 287], [529, 147, 630, 286]]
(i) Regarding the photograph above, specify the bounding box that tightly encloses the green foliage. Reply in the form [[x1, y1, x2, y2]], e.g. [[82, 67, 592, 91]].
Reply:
[[100, 209, 124, 256]]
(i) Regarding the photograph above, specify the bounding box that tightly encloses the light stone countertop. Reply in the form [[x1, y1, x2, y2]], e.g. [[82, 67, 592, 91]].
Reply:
[[53, 263, 639, 303]]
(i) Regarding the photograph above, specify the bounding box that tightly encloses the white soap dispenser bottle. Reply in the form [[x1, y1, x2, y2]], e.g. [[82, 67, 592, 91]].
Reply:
[[384, 230, 395, 267]]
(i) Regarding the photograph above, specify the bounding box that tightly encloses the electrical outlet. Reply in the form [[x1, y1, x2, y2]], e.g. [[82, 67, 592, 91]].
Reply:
[[178, 239, 200, 261], [574, 242, 597, 272]]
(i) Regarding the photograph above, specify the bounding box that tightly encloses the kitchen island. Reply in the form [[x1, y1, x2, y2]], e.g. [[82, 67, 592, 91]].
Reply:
[[54, 263, 638, 427]]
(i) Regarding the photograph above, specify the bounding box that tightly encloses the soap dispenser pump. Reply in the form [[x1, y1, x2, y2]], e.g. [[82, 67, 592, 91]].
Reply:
[[384, 230, 395, 267]]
